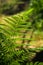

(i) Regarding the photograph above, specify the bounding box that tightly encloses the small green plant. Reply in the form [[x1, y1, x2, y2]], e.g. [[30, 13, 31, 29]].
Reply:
[[0, 0, 43, 65]]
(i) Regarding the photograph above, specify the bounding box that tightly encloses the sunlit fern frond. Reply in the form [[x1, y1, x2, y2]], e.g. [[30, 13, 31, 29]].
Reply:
[[0, 8, 34, 37]]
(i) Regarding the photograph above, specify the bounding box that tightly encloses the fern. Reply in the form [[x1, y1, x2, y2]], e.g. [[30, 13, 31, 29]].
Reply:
[[0, 0, 43, 65]]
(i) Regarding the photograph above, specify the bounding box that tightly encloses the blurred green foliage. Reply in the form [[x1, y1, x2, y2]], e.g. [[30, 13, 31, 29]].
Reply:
[[0, 0, 30, 15], [0, 0, 43, 65]]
